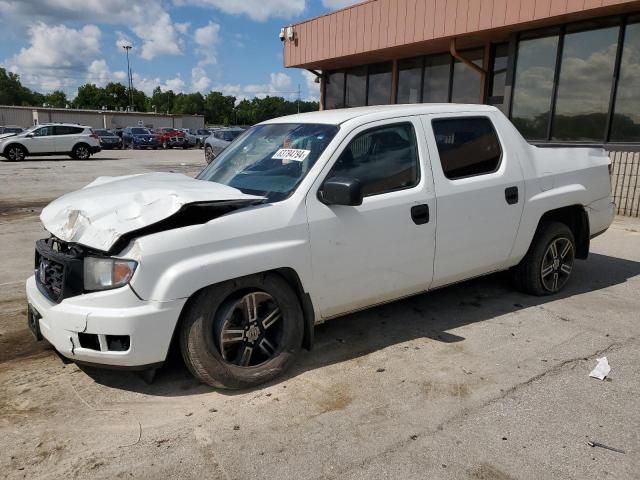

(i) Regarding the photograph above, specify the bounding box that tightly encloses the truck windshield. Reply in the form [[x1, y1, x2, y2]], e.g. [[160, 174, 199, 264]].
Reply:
[[197, 123, 339, 201]]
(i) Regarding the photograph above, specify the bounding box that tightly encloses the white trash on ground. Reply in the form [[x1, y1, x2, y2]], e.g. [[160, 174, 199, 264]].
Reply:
[[589, 357, 611, 380]]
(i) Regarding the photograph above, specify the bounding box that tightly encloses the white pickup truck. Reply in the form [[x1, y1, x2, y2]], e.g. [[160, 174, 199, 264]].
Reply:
[[26, 105, 614, 389]]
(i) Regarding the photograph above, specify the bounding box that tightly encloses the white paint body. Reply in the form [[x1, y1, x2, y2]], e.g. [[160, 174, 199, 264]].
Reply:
[[25, 105, 615, 367], [0, 123, 100, 157]]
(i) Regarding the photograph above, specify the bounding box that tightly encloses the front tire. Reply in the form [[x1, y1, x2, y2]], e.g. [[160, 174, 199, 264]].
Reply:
[[180, 273, 304, 389], [204, 145, 215, 164], [4, 144, 27, 161], [513, 221, 576, 296]]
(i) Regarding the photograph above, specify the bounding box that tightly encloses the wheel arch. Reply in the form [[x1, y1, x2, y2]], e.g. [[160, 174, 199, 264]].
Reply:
[[3, 142, 29, 156], [168, 267, 315, 362], [537, 204, 589, 259], [73, 141, 91, 150]]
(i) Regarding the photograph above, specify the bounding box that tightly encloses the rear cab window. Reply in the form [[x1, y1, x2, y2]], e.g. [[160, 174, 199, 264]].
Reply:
[[431, 117, 502, 180]]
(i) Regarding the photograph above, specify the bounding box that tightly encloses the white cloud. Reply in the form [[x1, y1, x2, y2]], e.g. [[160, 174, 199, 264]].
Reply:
[[0, 1, 185, 60], [301, 70, 320, 100], [191, 67, 211, 91], [215, 72, 296, 101], [87, 60, 111, 86], [321, 0, 361, 9], [5, 22, 102, 93], [194, 21, 220, 65], [175, 0, 305, 22], [131, 10, 183, 60], [175, 22, 190, 35]]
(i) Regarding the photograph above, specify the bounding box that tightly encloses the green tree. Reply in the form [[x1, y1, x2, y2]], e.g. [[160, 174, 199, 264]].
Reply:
[[0, 67, 44, 106], [44, 90, 68, 108], [174, 92, 205, 115], [204, 91, 236, 125]]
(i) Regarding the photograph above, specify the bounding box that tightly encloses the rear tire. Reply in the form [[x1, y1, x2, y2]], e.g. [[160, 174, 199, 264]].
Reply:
[[71, 144, 91, 160], [513, 221, 576, 296], [180, 273, 304, 389]]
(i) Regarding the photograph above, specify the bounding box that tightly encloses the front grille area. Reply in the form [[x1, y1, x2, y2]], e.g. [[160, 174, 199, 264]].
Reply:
[[35, 237, 86, 303]]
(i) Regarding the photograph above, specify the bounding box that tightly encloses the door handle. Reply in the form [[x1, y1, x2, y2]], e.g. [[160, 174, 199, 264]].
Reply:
[[505, 186, 519, 205], [411, 204, 430, 225]]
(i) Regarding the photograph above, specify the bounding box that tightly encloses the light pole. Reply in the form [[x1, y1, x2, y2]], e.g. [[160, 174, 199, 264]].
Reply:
[[122, 45, 133, 111]]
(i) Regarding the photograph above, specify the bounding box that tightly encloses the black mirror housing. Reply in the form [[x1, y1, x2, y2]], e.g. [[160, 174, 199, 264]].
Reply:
[[321, 177, 363, 206]]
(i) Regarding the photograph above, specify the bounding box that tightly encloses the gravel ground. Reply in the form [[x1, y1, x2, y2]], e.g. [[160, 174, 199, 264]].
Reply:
[[1, 149, 639, 479]]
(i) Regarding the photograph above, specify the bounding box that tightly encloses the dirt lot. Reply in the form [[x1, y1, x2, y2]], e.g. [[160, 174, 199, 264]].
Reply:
[[1, 149, 639, 479]]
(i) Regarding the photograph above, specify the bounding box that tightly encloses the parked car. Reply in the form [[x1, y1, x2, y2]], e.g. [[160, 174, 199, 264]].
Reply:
[[26, 105, 614, 389], [203, 127, 245, 163], [183, 128, 211, 148], [121, 127, 160, 149], [0, 125, 25, 137], [155, 127, 188, 149], [0, 123, 101, 161], [94, 129, 123, 149]]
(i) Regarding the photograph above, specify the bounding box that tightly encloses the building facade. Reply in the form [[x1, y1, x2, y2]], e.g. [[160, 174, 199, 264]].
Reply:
[[0, 105, 205, 130], [283, 0, 640, 215]]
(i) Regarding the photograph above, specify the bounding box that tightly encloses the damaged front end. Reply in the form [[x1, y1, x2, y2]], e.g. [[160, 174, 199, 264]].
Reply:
[[35, 199, 261, 304], [36, 173, 265, 303], [40, 172, 265, 252]]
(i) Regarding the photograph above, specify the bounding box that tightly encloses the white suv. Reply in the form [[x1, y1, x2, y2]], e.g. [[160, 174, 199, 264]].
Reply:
[[0, 124, 101, 161]]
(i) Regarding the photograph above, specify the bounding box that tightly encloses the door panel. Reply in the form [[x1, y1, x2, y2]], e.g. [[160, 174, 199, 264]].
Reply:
[[306, 118, 436, 319], [421, 113, 525, 287], [54, 126, 83, 152], [23, 126, 55, 153]]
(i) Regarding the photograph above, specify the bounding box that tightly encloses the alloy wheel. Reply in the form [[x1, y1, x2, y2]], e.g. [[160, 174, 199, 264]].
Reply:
[[76, 146, 89, 159], [8, 146, 25, 161], [217, 291, 283, 367], [540, 237, 574, 292], [205, 146, 214, 163]]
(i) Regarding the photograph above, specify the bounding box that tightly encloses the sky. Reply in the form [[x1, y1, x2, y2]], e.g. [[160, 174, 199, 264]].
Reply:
[[0, 0, 360, 102]]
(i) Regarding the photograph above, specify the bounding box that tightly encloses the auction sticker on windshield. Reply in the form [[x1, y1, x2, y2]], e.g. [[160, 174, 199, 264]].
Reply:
[[272, 148, 311, 162]]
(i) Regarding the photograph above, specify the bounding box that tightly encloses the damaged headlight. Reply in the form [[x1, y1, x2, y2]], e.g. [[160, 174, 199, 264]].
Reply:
[[83, 257, 137, 291]]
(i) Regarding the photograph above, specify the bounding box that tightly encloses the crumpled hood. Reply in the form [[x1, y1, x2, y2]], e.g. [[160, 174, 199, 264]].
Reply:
[[41, 172, 263, 252]]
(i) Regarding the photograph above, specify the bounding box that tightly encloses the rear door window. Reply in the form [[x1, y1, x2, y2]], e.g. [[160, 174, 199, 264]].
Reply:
[[54, 126, 83, 135], [431, 117, 502, 180], [326, 122, 420, 197]]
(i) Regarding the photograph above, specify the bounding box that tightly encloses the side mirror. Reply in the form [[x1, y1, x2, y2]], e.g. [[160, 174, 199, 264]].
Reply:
[[26, 133, 34, 138], [321, 177, 363, 206]]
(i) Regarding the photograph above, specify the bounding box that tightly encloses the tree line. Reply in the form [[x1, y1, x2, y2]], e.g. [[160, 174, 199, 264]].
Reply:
[[0, 67, 319, 125]]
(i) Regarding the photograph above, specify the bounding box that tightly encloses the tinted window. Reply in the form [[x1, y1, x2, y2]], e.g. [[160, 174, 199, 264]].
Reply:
[[327, 123, 419, 197], [345, 66, 367, 107], [197, 129, 210, 135], [611, 21, 640, 142], [94, 129, 110, 136], [397, 57, 423, 104], [451, 48, 484, 103], [423, 54, 450, 102], [325, 71, 345, 109], [489, 43, 509, 113], [552, 25, 619, 141], [432, 117, 502, 180], [511, 35, 559, 140], [367, 62, 392, 105], [55, 126, 83, 135], [131, 128, 149, 134]]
